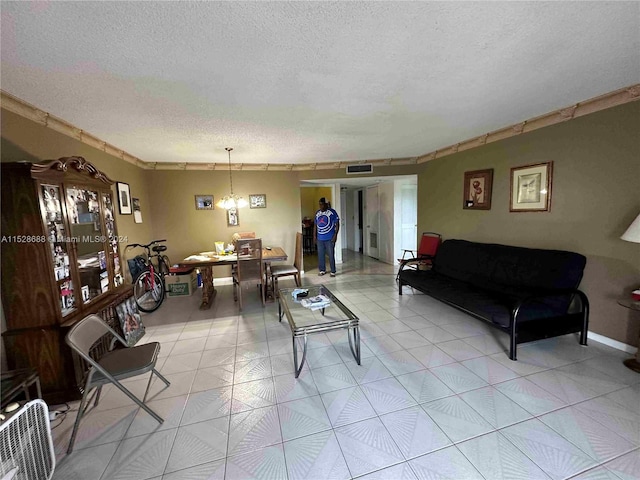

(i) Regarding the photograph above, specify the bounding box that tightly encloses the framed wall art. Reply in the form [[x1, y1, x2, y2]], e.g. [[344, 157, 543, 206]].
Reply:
[[116, 182, 132, 215], [463, 169, 493, 210], [510, 162, 553, 212], [195, 194, 214, 210], [132, 197, 143, 223], [227, 207, 239, 226], [249, 194, 267, 209]]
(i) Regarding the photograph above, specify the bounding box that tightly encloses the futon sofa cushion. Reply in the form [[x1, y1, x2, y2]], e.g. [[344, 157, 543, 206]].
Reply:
[[398, 239, 589, 359]]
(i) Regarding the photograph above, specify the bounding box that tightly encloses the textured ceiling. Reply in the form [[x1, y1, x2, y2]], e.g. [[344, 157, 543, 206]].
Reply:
[[1, 2, 638, 165]]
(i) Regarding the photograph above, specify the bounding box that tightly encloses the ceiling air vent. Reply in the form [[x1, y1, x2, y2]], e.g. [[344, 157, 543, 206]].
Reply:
[[346, 164, 373, 175]]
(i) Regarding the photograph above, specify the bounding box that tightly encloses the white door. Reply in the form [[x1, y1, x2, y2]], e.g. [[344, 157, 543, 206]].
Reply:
[[365, 185, 379, 259], [400, 184, 417, 262]]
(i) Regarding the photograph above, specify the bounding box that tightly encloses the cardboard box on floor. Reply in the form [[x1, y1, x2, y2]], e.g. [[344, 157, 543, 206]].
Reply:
[[166, 270, 197, 297]]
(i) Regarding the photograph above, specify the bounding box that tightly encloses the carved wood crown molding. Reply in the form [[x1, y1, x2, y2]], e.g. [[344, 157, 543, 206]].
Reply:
[[31, 156, 115, 185], [3, 84, 639, 171]]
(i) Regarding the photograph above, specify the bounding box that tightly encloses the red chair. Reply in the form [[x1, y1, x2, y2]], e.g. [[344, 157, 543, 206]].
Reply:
[[396, 232, 442, 281]]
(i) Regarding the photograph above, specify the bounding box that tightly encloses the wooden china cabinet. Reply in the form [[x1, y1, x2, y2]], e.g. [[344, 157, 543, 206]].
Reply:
[[1, 157, 130, 403]]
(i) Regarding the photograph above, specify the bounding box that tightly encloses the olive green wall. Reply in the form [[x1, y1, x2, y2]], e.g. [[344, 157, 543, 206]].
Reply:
[[417, 101, 640, 346], [147, 170, 302, 277], [301, 186, 333, 220], [1, 108, 154, 256]]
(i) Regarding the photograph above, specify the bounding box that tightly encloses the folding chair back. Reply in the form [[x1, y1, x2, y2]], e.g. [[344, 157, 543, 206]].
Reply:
[[66, 314, 119, 361]]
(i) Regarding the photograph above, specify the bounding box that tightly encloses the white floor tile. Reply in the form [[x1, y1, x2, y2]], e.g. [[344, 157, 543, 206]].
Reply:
[[284, 430, 351, 480], [334, 417, 405, 477]]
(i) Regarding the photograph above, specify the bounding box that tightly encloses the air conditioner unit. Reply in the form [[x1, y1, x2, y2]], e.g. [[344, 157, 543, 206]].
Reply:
[[346, 164, 373, 174], [0, 400, 55, 480]]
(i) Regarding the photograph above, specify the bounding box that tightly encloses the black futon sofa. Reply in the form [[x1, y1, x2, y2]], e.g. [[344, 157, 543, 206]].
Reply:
[[398, 239, 589, 360]]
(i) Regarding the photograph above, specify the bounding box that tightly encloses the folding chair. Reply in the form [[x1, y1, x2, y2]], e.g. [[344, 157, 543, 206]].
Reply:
[[233, 238, 265, 310], [65, 314, 170, 453], [271, 232, 302, 295], [396, 232, 442, 281]]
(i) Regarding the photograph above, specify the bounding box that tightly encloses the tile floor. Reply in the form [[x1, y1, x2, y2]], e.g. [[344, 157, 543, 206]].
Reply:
[[51, 252, 640, 480]]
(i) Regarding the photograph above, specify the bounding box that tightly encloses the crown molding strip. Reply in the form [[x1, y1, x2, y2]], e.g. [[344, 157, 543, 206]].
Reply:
[[3, 84, 638, 171], [415, 84, 640, 164]]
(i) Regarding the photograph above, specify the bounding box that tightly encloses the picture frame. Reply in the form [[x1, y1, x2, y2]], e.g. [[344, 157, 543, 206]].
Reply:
[[116, 182, 132, 215], [463, 169, 493, 210], [249, 194, 267, 209], [132, 197, 143, 223], [510, 161, 553, 212], [195, 194, 214, 210], [227, 207, 239, 227]]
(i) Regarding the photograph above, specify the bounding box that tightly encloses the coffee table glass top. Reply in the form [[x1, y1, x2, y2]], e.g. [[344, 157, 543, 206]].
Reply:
[[278, 285, 358, 333]]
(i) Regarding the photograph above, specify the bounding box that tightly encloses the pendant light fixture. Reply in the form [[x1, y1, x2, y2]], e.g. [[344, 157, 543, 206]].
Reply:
[[216, 147, 248, 209]]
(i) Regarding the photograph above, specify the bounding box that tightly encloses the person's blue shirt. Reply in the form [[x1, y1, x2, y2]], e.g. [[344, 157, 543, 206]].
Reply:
[[315, 208, 339, 241]]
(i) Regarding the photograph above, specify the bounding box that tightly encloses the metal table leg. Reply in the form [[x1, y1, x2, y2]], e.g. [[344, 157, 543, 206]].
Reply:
[[348, 325, 361, 365], [293, 333, 308, 378]]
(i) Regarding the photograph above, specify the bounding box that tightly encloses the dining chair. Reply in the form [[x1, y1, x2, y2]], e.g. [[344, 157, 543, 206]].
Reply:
[[396, 232, 442, 281], [233, 237, 265, 310], [65, 313, 170, 453], [271, 232, 302, 294]]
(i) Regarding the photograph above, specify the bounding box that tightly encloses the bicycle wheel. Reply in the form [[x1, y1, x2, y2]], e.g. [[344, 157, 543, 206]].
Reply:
[[159, 255, 171, 276], [133, 270, 165, 312]]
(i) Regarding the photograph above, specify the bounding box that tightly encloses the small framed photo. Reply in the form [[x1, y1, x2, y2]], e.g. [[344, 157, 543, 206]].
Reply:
[[132, 197, 143, 223], [227, 207, 239, 227], [116, 182, 132, 215], [249, 194, 267, 209], [510, 162, 553, 212], [463, 169, 493, 210], [195, 194, 214, 210]]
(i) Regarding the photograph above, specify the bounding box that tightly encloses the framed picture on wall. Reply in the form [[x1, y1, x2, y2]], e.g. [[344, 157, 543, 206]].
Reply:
[[249, 194, 267, 209], [463, 169, 493, 210], [510, 162, 553, 212], [195, 194, 214, 210], [116, 182, 132, 215], [132, 197, 143, 223], [227, 207, 239, 226]]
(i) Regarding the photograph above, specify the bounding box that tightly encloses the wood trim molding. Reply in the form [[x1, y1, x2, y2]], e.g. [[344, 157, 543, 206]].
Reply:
[[414, 84, 640, 164], [3, 84, 639, 171]]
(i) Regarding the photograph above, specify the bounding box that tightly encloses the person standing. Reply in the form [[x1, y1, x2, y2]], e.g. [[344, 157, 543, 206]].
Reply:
[[314, 197, 340, 277]]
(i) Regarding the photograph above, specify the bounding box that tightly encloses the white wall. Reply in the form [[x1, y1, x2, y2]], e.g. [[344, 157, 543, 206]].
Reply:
[[378, 181, 395, 264]]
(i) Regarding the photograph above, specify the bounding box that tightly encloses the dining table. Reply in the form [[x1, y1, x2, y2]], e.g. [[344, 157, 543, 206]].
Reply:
[[179, 247, 288, 309]]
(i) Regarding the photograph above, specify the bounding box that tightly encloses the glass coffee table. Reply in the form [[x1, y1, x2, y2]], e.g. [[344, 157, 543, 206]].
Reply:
[[278, 285, 360, 377]]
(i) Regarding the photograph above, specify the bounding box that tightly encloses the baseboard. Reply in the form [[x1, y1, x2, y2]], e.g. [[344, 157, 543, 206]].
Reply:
[[588, 331, 637, 354]]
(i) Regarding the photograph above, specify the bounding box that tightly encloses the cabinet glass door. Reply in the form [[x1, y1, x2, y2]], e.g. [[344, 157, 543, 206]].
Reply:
[[41, 184, 76, 316], [67, 187, 108, 303], [103, 192, 123, 287]]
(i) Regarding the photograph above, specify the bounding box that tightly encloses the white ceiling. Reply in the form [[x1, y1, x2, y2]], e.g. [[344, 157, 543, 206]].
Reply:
[[1, 2, 638, 165]]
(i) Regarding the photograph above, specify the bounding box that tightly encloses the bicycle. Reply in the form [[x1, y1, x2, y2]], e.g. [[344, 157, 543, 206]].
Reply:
[[126, 239, 172, 313]]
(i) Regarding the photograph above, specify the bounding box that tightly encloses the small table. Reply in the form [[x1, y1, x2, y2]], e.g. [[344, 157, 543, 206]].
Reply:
[[180, 247, 288, 309], [618, 298, 640, 373], [1, 368, 41, 410], [278, 285, 360, 377]]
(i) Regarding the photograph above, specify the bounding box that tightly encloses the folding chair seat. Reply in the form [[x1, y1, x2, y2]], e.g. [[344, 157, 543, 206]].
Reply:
[[65, 314, 170, 453], [396, 232, 442, 281]]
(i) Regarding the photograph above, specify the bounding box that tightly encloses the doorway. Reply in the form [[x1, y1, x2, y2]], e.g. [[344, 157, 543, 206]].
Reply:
[[365, 185, 379, 259]]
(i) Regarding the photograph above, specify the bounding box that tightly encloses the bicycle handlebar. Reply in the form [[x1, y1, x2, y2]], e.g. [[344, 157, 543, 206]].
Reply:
[[127, 239, 167, 250]]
